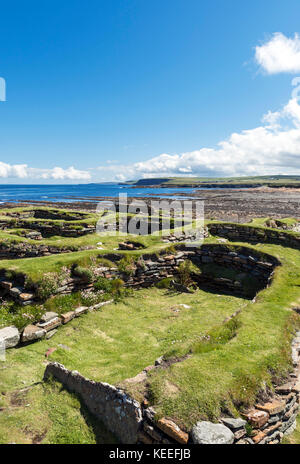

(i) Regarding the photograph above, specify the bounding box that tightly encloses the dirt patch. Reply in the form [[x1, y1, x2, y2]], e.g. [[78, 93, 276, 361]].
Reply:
[[164, 380, 180, 396], [10, 389, 28, 407]]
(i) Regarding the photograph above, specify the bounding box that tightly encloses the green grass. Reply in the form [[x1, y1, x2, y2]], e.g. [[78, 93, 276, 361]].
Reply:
[[0, 378, 117, 444], [0, 287, 244, 443], [1, 209, 300, 442], [282, 416, 300, 444]]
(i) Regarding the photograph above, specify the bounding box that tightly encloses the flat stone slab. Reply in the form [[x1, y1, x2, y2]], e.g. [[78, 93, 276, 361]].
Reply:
[[74, 306, 88, 317], [40, 312, 59, 323], [192, 421, 234, 444], [157, 418, 189, 444], [21, 325, 46, 343], [38, 317, 61, 332], [256, 400, 285, 415], [18, 292, 34, 302], [221, 417, 246, 430], [0, 326, 20, 348], [61, 311, 75, 324]]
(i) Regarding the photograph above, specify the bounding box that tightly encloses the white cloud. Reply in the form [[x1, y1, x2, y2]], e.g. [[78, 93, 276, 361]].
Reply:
[[96, 97, 300, 180], [0, 162, 28, 178], [255, 33, 300, 74], [0, 163, 91, 181], [39, 166, 91, 180]]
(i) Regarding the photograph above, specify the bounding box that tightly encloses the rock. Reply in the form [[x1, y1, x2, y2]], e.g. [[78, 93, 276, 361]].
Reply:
[[256, 400, 285, 415], [138, 431, 153, 444], [178, 304, 191, 309], [74, 306, 88, 317], [38, 317, 61, 332], [234, 429, 246, 440], [46, 329, 58, 339], [21, 325, 46, 343], [18, 292, 34, 302], [157, 418, 189, 444], [40, 311, 59, 323], [252, 431, 266, 444], [0, 281, 12, 290], [0, 326, 20, 348], [275, 383, 295, 394], [9, 287, 23, 298], [221, 417, 246, 430], [61, 311, 75, 324], [243, 409, 269, 428], [236, 438, 254, 444], [292, 381, 300, 393], [191, 421, 234, 444], [154, 356, 164, 366], [284, 421, 297, 435]]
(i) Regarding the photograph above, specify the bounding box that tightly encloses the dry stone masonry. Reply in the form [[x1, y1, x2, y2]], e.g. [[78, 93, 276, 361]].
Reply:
[[208, 222, 300, 249], [43, 330, 300, 445]]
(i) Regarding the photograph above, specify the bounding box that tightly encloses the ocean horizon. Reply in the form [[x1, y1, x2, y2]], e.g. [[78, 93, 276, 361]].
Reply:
[[0, 183, 197, 203]]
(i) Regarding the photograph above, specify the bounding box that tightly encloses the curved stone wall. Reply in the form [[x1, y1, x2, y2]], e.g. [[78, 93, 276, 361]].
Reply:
[[208, 223, 300, 249]]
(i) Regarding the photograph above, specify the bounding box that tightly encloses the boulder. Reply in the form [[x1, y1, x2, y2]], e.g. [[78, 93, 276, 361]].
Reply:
[[21, 325, 46, 343], [191, 421, 234, 444], [0, 326, 20, 348]]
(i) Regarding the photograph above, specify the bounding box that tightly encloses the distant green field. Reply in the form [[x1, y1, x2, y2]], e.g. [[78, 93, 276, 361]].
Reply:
[[128, 175, 300, 188]]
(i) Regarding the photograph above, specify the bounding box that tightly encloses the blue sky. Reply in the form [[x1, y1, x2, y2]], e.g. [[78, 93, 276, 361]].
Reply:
[[1, 0, 300, 182]]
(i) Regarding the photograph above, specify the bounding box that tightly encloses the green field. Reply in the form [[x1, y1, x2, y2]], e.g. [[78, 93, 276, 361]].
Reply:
[[129, 175, 300, 188], [1, 207, 300, 443]]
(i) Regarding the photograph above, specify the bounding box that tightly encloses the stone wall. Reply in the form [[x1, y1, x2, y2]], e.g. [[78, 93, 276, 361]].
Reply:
[[0, 243, 279, 306], [208, 223, 300, 249], [43, 362, 142, 444], [42, 330, 300, 445], [0, 242, 93, 260]]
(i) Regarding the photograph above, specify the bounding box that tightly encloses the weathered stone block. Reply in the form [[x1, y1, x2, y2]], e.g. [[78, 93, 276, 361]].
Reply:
[[244, 409, 269, 428], [157, 418, 189, 444], [0, 326, 20, 348], [38, 317, 61, 332], [74, 306, 88, 317], [221, 417, 246, 430], [21, 324, 46, 343], [191, 421, 234, 444], [256, 400, 285, 415], [61, 311, 75, 324], [40, 311, 59, 323]]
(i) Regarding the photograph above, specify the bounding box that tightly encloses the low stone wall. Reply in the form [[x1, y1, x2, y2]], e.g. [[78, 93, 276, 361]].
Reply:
[[0, 243, 279, 306], [0, 219, 96, 238], [0, 242, 279, 308], [208, 223, 300, 249], [44, 362, 142, 444], [42, 331, 300, 444], [0, 242, 93, 260]]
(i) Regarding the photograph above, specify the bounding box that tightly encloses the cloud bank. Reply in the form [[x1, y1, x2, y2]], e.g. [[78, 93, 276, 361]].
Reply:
[[255, 33, 300, 74], [96, 97, 300, 180], [0, 163, 91, 181]]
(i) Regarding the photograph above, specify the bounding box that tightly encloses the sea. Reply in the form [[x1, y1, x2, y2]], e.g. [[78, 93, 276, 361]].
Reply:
[[0, 183, 198, 204]]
